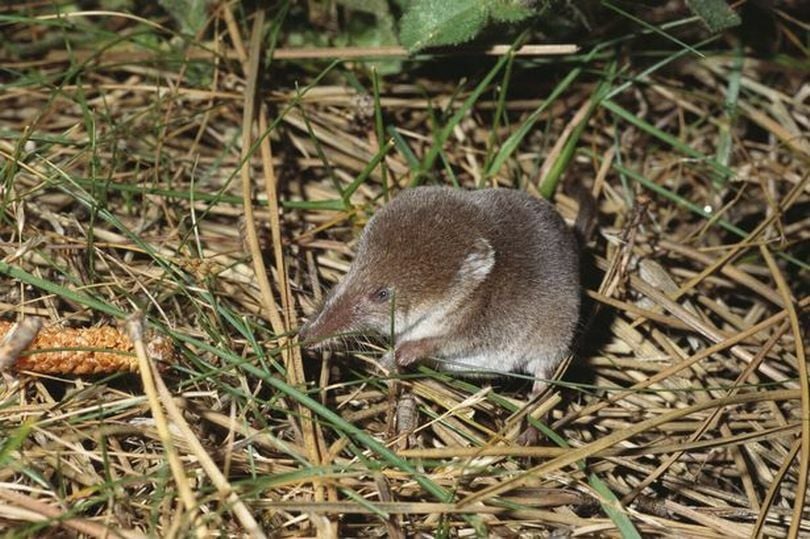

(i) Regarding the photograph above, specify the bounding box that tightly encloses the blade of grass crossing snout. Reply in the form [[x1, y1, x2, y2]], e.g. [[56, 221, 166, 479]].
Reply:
[[414, 40, 519, 185]]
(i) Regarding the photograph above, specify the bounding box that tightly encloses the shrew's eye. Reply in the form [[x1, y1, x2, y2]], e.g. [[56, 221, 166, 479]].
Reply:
[[371, 287, 391, 303]]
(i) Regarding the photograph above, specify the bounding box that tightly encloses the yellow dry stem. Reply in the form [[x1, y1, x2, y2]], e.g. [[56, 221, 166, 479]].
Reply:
[[0, 321, 147, 374]]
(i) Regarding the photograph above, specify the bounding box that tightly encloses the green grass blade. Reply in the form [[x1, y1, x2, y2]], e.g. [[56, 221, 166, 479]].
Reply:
[[714, 44, 743, 185], [484, 47, 599, 182], [169, 331, 452, 503], [0, 261, 124, 317], [371, 67, 390, 202], [387, 125, 421, 171], [584, 148, 810, 271], [415, 37, 520, 183], [480, 52, 515, 186], [589, 473, 643, 539], [538, 65, 615, 198], [602, 0, 705, 58], [602, 99, 735, 178], [342, 139, 395, 204], [0, 420, 34, 468]]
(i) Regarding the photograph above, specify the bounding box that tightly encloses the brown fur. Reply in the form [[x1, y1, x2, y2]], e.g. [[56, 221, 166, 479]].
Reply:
[[300, 186, 581, 396]]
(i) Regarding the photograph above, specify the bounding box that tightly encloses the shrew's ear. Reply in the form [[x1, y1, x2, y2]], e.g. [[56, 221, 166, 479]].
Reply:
[[457, 238, 495, 284]]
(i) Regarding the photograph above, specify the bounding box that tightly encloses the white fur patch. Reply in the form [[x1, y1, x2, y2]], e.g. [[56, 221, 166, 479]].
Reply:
[[435, 348, 527, 375], [397, 302, 454, 343], [458, 238, 494, 283]]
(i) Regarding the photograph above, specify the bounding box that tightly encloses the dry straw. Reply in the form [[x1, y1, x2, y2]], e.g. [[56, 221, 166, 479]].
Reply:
[[0, 2, 808, 537]]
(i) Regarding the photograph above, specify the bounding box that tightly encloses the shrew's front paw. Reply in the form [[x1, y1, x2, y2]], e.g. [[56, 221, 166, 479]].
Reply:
[[394, 337, 441, 367], [379, 350, 397, 372]]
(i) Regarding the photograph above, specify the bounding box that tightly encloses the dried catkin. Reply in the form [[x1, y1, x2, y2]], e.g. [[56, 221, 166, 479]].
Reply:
[[0, 321, 174, 374]]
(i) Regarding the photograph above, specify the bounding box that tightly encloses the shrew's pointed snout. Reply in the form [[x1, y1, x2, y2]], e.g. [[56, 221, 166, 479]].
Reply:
[[297, 295, 354, 348], [298, 313, 330, 347], [297, 319, 314, 345]]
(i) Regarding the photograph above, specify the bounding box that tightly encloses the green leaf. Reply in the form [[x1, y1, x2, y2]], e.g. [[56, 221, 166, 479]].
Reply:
[[685, 0, 741, 32], [400, 0, 490, 51], [336, 0, 403, 74], [344, 13, 403, 75], [489, 0, 535, 22], [0, 421, 34, 469], [158, 0, 213, 35]]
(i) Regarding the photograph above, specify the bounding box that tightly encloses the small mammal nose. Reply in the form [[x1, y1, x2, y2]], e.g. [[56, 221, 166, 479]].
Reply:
[[298, 321, 312, 344]]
